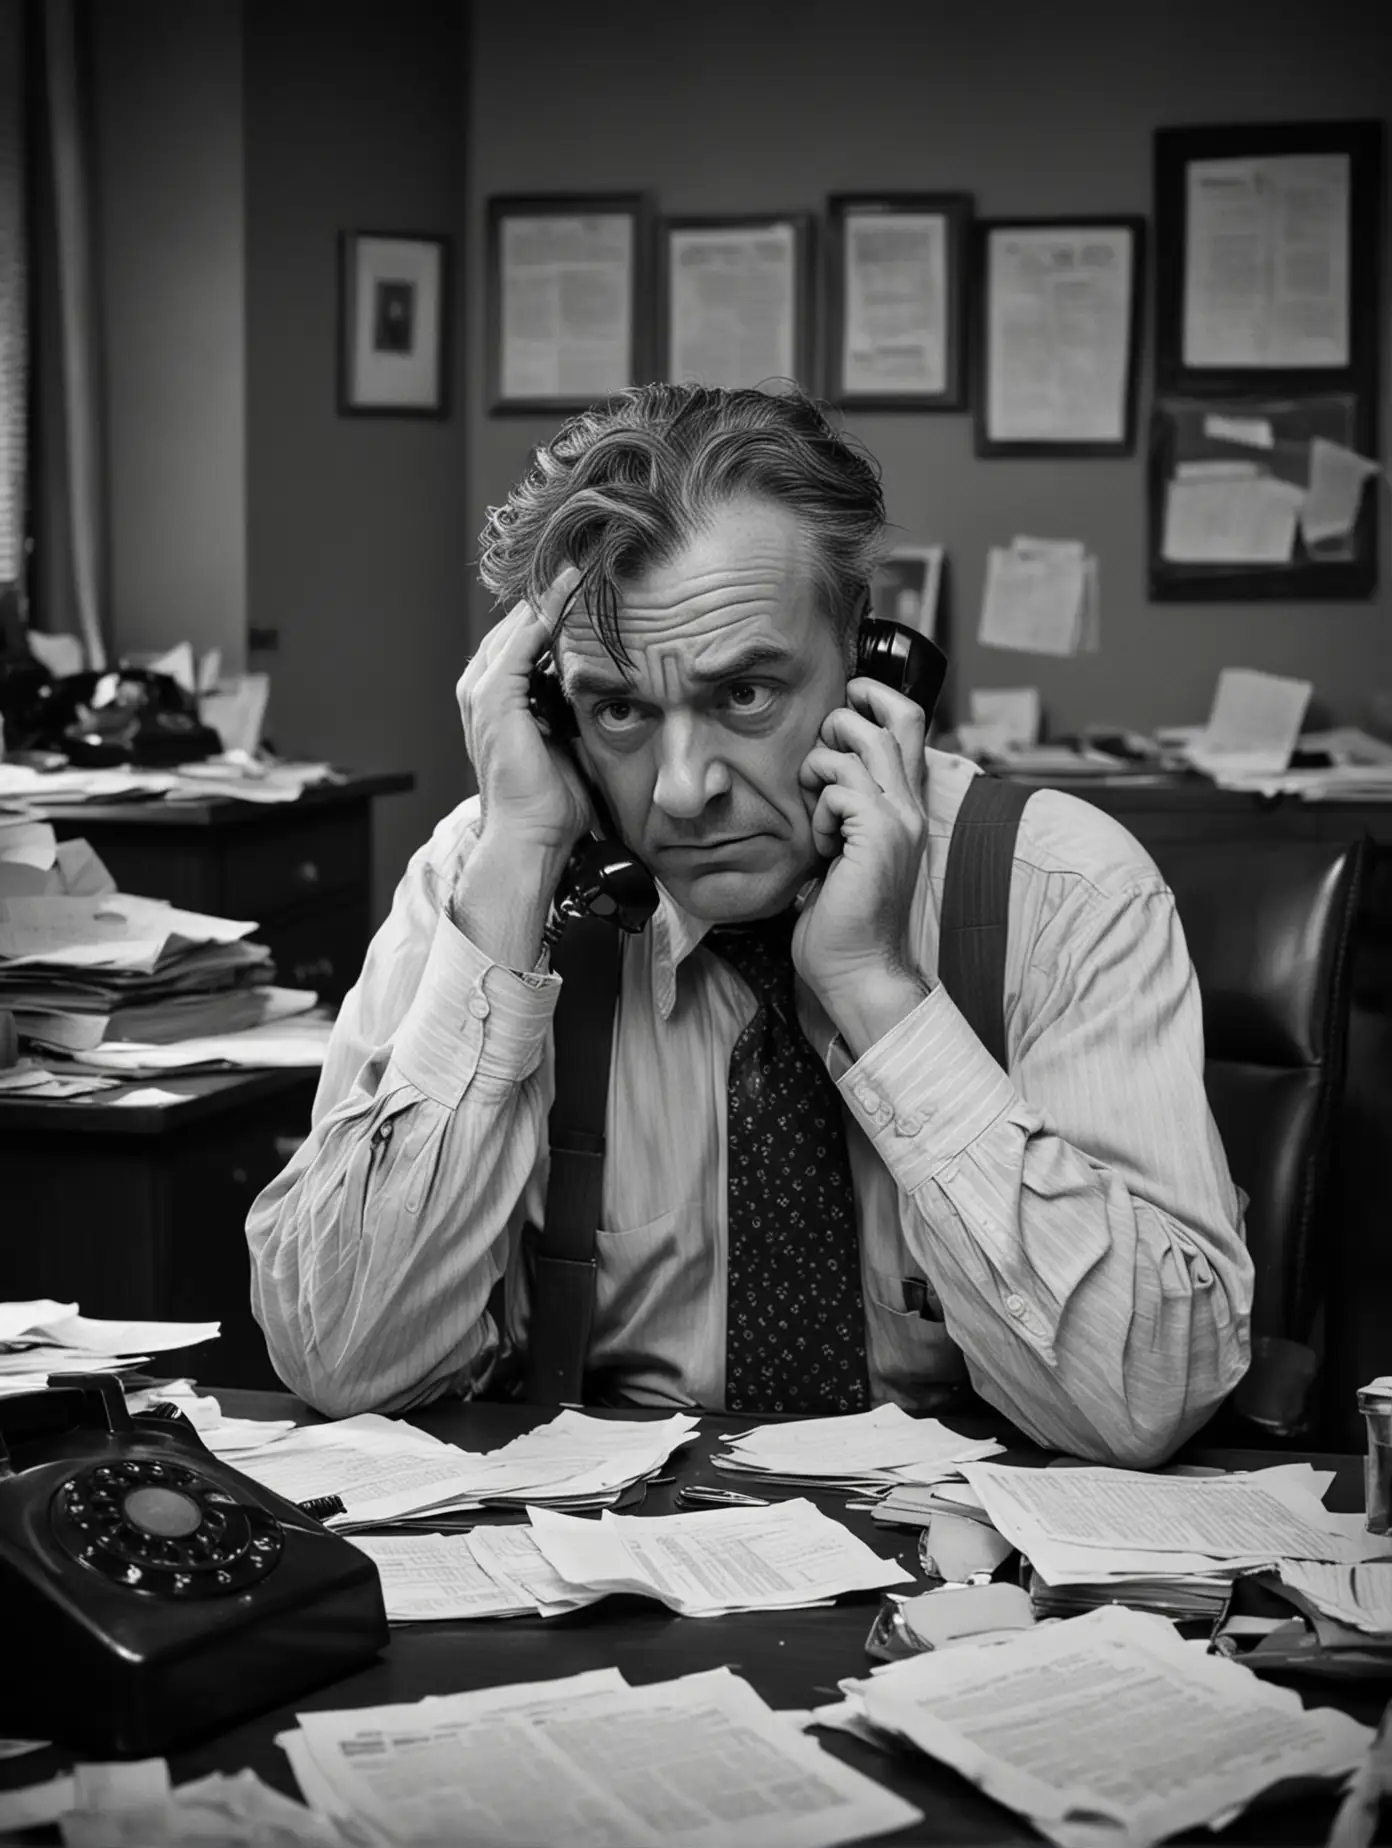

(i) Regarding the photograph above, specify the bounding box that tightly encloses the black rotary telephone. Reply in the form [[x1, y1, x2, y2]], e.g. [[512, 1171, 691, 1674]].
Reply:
[[0, 1375, 387, 1755], [528, 615, 947, 942]]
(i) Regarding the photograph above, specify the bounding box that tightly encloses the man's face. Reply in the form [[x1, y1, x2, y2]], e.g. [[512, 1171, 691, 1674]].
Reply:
[[555, 497, 848, 923]]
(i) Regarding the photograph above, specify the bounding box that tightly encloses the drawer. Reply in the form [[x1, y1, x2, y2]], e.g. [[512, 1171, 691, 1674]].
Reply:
[[218, 808, 368, 920], [259, 896, 370, 1004]]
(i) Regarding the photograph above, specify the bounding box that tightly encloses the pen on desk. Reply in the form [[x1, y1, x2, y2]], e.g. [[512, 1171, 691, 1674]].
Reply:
[[676, 1486, 771, 1508]]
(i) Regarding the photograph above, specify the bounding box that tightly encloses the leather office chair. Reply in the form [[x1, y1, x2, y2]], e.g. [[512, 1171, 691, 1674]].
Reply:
[[1154, 834, 1366, 1443]]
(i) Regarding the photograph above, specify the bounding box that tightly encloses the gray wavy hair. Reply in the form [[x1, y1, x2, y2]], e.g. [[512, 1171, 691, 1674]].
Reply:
[[476, 382, 889, 668]]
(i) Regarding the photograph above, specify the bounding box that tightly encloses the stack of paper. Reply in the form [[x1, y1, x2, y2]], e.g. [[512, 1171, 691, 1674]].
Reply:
[[523, 1497, 910, 1617], [0, 1301, 219, 1397], [278, 1665, 921, 1846], [977, 535, 1100, 658], [0, 839, 316, 1059], [713, 1403, 1003, 1492], [0, 756, 339, 808], [123, 1379, 299, 1457], [959, 1460, 1392, 1629], [815, 1603, 1370, 1848], [233, 1409, 701, 1529]]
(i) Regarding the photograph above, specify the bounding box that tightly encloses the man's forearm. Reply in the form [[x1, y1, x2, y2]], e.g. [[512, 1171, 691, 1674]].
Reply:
[[448, 832, 570, 970]]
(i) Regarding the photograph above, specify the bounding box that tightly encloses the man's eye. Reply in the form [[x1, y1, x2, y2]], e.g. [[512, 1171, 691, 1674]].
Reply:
[[723, 682, 776, 716], [593, 698, 644, 732]]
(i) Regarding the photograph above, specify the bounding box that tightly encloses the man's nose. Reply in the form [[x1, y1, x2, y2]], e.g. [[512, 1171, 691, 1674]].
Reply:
[[652, 717, 732, 819]]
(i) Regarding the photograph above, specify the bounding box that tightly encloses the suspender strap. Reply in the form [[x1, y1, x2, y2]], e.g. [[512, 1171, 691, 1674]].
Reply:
[[936, 775, 1033, 1070], [523, 914, 623, 1405]]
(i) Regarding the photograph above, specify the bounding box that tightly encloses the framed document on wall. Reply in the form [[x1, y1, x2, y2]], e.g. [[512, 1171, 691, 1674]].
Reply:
[[973, 217, 1145, 456], [659, 214, 815, 391], [824, 194, 971, 409], [486, 194, 651, 414], [338, 232, 450, 417]]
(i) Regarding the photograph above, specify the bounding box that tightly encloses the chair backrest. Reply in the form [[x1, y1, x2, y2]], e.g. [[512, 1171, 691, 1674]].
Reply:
[[1152, 834, 1365, 1438]]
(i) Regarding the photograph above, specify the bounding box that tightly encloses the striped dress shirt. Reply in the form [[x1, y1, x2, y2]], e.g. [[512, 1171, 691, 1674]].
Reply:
[[247, 749, 1252, 1465]]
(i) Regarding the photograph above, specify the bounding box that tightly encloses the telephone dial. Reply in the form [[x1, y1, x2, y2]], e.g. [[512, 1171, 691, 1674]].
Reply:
[[528, 614, 947, 942], [0, 1375, 387, 1755]]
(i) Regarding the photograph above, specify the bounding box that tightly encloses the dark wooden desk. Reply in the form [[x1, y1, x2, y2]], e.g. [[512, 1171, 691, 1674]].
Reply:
[[0, 1072, 315, 1389], [2, 1394, 1379, 1846], [1005, 773, 1392, 1452], [39, 769, 413, 1004]]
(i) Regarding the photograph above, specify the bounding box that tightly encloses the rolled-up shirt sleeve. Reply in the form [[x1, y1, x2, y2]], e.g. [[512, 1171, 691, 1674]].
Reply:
[[838, 880, 1253, 1467], [246, 809, 557, 1417]]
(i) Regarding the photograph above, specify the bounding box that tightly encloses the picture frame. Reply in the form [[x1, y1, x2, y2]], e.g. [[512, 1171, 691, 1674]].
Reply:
[[1147, 390, 1378, 602], [869, 545, 944, 640], [1149, 121, 1383, 601], [824, 194, 971, 410], [973, 216, 1145, 457], [1153, 119, 1383, 395], [486, 194, 650, 415], [338, 232, 450, 418], [659, 214, 815, 393]]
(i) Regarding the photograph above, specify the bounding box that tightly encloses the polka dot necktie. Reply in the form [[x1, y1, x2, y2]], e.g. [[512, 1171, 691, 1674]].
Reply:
[[706, 910, 870, 1416]]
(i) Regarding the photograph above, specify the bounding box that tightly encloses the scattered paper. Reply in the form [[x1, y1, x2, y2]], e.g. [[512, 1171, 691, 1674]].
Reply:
[[852, 1604, 1369, 1848], [978, 537, 1095, 657], [1301, 436, 1382, 547], [0, 1777, 77, 1834], [1278, 1561, 1392, 1636], [960, 1460, 1367, 1580], [1186, 666, 1312, 781], [466, 1522, 607, 1617], [968, 687, 1041, 751], [714, 1403, 1003, 1488], [528, 1497, 910, 1616], [25, 631, 85, 678], [27, 1311, 219, 1355], [283, 1666, 920, 1848], [145, 642, 196, 696], [72, 1011, 335, 1073], [199, 676, 270, 758], [110, 1087, 195, 1107], [231, 1414, 490, 1525], [349, 1533, 535, 1621], [1162, 472, 1303, 563]]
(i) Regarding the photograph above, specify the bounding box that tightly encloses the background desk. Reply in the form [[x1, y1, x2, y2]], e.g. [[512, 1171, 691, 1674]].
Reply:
[[39, 769, 413, 1004], [0, 1071, 315, 1389], [1, 769, 413, 1389], [1006, 774, 1392, 1451], [0, 1394, 1378, 1846]]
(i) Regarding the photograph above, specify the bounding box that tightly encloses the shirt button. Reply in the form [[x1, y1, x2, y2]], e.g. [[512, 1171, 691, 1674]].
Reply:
[[375, 1120, 394, 1145], [854, 1080, 880, 1113], [468, 991, 490, 1019], [894, 1113, 923, 1137], [1005, 1293, 1028, 1319]]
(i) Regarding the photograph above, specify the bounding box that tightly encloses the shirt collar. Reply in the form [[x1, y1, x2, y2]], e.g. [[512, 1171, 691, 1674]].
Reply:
[[648, 882, 716, 1021]]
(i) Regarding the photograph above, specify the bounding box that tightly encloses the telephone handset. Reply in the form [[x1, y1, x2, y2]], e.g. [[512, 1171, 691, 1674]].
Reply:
[[0, 1374, 387, 1755], [528, 616, 947, 941]]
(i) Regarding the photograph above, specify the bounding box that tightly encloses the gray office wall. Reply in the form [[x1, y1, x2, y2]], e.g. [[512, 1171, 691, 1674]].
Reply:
[[465, 0, 1392, 737], [243, 0, 470, 915], [92, 0, 247, 670]]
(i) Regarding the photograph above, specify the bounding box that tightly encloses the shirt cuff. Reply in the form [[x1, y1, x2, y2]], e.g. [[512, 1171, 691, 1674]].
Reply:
[[391, 911, 560, 1107], [837, 982, 1019, 1192]]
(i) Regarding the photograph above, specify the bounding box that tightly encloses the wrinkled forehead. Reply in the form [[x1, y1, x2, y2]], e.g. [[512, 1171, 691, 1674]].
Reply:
[[553, 500, 823, 697]]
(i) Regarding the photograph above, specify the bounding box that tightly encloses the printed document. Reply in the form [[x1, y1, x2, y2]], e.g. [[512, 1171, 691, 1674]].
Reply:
[[232, 1414, 487, 1523], [841, 210, 948, 396], [1279, 1560, 1392, 1636], [1186, 666, 1312, 780], [715, 1402, 1002, 1487], [667, 223, 798, 388], [499, 213, 634, 401], [527, 1497, 910, 1616], [285, 1666, 920, 1848], [1301, 436, 1382, 547], [960, 1460, 1363, 1580], [466, 1521, 607, 1617], [1184, 153, 1350, 369], [348, 1534, 533, 1621], [1162, 472, 1303, 564], [856, 1604, 1369, 1848]]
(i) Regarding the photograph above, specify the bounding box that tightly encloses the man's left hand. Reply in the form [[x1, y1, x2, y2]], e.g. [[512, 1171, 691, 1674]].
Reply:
[[793, 678, 932, 1047]]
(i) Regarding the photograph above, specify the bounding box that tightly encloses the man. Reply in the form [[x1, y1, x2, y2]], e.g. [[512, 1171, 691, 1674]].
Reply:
[[247, 383, 1252, 1466]]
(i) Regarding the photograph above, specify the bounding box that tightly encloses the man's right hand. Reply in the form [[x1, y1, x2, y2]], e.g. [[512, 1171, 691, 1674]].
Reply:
[[456, 566, 593, 857]]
